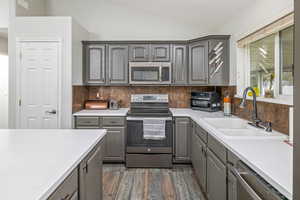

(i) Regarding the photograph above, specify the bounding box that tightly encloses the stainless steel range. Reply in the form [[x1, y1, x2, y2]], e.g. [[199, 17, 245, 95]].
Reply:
[[126, 94, 173, 168]]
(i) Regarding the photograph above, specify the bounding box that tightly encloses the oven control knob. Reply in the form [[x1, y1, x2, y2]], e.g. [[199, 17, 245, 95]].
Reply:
[[147, 148, 151, 152]]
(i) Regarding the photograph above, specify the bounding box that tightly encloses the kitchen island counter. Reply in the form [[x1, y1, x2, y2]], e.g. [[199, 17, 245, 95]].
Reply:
[[0, 129, 106, 200]]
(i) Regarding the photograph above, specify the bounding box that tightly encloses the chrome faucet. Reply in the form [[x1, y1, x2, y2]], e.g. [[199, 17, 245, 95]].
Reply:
[[240, 87, 272, 132]]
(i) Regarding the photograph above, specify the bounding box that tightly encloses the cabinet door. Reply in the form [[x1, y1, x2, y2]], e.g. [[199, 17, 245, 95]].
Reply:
[[108, 45, 129, 84], [80, 144, 103, 200], [206, 149, 227, 200], [193, 133, 207, 192], [189, 41, 208, 85], [129, 44, 150, 61], [227, 170, 237, 200], [173, 45, 188, 84], [103, 127, 125, 161], [151, 44, 170, 61], [84, 45, 106, 85], [174, 118, 190, 162], [208, 39, 229, 85]]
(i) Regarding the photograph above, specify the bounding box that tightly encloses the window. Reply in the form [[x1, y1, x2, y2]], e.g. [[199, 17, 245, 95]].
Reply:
[[280, 26, 294, 95], [246, 26, 294, 98], [250, 34, 275, 97]]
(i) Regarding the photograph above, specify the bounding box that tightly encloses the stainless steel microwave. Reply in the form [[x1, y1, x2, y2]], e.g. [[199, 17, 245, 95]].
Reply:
[[129, 62, 172, 85]]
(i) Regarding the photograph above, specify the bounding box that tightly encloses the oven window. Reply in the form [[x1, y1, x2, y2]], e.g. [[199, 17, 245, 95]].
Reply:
[[131, 67, 160, 81]]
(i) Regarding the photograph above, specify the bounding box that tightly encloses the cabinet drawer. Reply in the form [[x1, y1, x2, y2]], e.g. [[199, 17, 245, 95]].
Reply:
[[194, 123, 208, 143], [208, 134, 227, 164], [75, 117, 100, 128], [102, 117, 125, 126], [48, 168, 78, 200]]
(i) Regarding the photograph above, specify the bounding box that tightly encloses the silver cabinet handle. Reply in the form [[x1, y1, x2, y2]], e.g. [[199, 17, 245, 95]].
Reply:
[[231, 167, 263, 200], [46, 110, 57, 115]]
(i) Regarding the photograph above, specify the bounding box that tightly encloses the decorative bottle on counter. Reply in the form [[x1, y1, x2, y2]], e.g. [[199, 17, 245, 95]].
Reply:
[[223, 94, 231, 116]]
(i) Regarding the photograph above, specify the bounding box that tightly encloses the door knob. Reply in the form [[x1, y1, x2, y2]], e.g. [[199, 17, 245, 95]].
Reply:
[[46, 110, 57, 115]]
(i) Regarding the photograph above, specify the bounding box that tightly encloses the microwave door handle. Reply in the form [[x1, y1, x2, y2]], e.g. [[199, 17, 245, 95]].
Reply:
[[231, 168, 263, 200]]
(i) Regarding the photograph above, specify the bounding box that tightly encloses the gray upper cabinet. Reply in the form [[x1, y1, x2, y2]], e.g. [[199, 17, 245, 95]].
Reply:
[[151, 44, 170, 61], [189, 41, 208, 85], [206, 149, 227, 200], [172, 44, 188, 84], [208, 39, 229, 85], [129, 44, 150, 61], [84, 45, 106, 85], [108, 45, 129, 85], [174, 118, 190, 163]]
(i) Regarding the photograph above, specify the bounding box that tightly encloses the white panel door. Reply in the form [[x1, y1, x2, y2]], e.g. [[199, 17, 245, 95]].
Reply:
[[20, 41, 60, 129]]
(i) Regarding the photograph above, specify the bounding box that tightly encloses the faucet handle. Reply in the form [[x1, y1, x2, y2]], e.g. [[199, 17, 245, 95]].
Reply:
[[265, 121, 272, 132]]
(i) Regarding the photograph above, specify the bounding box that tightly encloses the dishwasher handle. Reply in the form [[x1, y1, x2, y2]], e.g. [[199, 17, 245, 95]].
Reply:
[[231, 167, 263, 200]]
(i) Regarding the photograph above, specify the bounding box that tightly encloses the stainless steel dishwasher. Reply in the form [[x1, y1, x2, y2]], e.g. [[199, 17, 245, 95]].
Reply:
[[229, 161, 288, 200]]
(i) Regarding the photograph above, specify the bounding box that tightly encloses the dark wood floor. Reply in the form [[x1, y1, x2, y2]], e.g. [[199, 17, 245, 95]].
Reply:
[[103, 164, 205, 200]]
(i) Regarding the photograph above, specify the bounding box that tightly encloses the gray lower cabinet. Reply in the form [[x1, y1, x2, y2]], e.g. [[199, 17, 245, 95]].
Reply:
[[48, 168, 78, 200], [206, 149, 227, 200], [80, 141, 104, 200], [174, 118, 191, 163], [84, 45, 106, 85], [108, 45, 129, 84], [129, 44, 150, 61], [227, 169, 237, 200], [172, 44, 188, 84], [103, 127, 125, 161], [189, 41, 208, 85], [151, 44, 170, 61], [74, 116, 126, 163], [208, 39, 229, 85], [191, 128, 207, 192]]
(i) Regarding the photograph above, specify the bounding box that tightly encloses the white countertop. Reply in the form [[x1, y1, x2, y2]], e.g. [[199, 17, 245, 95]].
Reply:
[[73, 108, 129, 116], [170, 108, 293, 199], [0, 129, 106, 200]]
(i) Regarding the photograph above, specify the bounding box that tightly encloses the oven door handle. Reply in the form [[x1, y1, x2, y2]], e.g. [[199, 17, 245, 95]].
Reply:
[[231, 167, 263, 200], [126, 117, 173, 121]]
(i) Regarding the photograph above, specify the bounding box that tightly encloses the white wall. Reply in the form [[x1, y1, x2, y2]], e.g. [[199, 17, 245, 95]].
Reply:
[[11, 17, 74, 128], [0, 0, 9, 28], [45, 0, 214, 40], [0, 36, 8, 128], [72, 21, 89, 85], [215, 0, 294, 86], [16, 0, 46, 16]]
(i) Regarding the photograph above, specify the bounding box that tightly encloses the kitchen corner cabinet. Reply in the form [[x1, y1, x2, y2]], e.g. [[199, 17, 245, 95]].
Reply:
[[208, 39, 229, 85], [80, 141, 104, 200], [174, 118, 191, 163], [83, 45, 106, 85], [172, 44, 188, 84], [189, 41, 209, 85], [108, 45, 129, 85]]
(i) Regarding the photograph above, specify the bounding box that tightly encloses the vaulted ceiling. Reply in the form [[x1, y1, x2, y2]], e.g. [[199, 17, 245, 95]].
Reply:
[[45, 0, 258, 40]]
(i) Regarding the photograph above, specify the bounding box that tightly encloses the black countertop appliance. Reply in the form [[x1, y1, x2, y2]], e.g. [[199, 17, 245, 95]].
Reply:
[[191, 91, 221, 112]]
